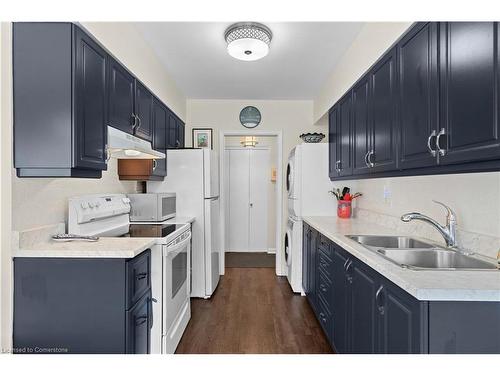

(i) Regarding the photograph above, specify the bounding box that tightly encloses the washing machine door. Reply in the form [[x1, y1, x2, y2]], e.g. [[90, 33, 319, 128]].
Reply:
[[285, 226, 293, 267]]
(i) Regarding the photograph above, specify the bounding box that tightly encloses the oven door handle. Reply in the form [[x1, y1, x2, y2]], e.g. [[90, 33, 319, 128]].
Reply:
[[163, 232, 192, 256]]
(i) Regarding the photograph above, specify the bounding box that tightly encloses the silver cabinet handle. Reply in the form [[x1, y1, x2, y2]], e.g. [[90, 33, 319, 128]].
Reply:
[[152, 159, 157, 170], [131, 113, 138, 132], [335, 160, 341, 172], [375, 285, 385, 314], [436, 128, 447, 156], [368, 150, 375, 167], [136, 115, 142, 132], [364, 151, 371, 168], [427, 130, 437, 157]]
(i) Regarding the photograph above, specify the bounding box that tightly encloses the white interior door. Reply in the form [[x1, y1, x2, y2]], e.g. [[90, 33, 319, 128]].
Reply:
[[248, 149, 269, 251], [228, 149, 250, 251], [227, 148, 269, 253]]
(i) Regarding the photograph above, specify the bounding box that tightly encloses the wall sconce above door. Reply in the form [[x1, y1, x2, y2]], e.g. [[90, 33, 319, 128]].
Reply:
[[240, 136, 259, 147]]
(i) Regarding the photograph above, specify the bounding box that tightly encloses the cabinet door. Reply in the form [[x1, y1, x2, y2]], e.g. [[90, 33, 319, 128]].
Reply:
[[377, 280, 426, 354], [152, 99, 167, 150], [302, 224, 310, 293], [350, 260, 378, 353], [177, 119, 185, 148], [328, 106, 339, 179], [108, 57, 135, 134], [439, 22, 500, 164], [152, 99, 168, 178], [73, 26, 108, 171], [134, 81, 153, 142], [167, 111, 178, 148], [126, 291, 152, 354], [399, 22, 439, 170], [331, 246, 350, 353], [307, 228, 318, 312], [368, 47, 398, 173], [338, 93, 353, 176], [352, 76, 372, 175]]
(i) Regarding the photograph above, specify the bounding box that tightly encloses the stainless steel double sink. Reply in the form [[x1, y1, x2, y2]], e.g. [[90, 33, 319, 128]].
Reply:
[[346, 235, 498, 271]]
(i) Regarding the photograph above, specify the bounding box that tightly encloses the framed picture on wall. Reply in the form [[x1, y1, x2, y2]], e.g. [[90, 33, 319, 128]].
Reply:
[[192, 128, 213, 149]]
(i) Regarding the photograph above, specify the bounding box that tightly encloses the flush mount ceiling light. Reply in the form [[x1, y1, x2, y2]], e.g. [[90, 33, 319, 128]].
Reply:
[[225, 22, 272, 61]]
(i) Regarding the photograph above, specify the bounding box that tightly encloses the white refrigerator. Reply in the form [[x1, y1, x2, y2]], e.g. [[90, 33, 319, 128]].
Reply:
[[148, 148, 220, 298]]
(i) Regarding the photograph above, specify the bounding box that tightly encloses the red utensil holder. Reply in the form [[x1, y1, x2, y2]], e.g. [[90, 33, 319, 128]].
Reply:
[[337, 200, 352, 219]]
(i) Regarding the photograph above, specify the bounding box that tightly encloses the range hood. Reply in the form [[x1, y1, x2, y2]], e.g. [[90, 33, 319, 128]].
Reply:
[[107, 126, 165, 159]]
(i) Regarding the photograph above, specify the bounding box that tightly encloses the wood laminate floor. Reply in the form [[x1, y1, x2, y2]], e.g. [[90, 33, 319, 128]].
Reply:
[[176, 267, 333, 354]]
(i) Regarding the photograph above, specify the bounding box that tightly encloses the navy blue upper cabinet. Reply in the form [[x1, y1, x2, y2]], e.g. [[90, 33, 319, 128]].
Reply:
[[73, 26, 108, 171], [368, 47, 398, 173], [134, 81, 154, 142], [13, 23, 107, 178], [352, 76, 371, 175], [328, 106, 339, 179], [438, 22, 500, 164], [108, 56, 135, 135], [329, 22, 500, 181], [337, 93, 353, 176], [151, 98, 168, 178], [152, 98, 168, 151], [329, 94, 353, 178], [167, 111, 185, 149], [398, 22, 439, 170]]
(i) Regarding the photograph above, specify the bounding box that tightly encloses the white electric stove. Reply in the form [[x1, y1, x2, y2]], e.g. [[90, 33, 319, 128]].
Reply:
[[68, 194, 191, 354]]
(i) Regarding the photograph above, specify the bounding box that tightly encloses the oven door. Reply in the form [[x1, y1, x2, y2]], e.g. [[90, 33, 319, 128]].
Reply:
[[162, 230, 191, 334], [158, 194, 176, 221]]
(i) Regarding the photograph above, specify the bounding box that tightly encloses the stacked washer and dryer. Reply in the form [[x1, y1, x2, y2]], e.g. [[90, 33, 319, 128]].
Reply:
[[285, 143, 338, 294]]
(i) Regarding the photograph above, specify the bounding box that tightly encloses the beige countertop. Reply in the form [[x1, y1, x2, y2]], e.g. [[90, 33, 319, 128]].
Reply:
[[303, 216, 500, 302], [12, 237, 156, 258]]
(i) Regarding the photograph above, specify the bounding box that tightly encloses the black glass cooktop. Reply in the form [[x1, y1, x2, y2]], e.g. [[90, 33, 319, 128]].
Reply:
[[123, 224, 184, 238]]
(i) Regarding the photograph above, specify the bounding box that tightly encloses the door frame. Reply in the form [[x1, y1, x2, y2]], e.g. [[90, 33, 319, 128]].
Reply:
[[219, 131, 284, 276], [224, 146, 270, 253]]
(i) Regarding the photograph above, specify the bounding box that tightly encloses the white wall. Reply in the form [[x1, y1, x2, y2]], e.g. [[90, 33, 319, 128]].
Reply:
[[313, 22, 411, 123], [187, 99, 326, 272], [347, 172, 500, 239]]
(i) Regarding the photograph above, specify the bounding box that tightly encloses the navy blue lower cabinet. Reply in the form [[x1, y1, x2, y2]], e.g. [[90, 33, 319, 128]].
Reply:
[[302, 224, 310, 293], [350, 260, 379, 353], [376, 276, 428, 354], [308, 228, 319, 313], [331, 245, 350, 353], [13, 250, 152, 354], [428, 301, 500, 354], [307, 227, 500, 354]]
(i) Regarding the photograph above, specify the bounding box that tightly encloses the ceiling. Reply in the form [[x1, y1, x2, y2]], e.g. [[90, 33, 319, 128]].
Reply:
[[135, 22, 364, 100]]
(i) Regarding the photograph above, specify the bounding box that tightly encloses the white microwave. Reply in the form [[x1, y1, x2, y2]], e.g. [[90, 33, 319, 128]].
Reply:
[[127, 193, 176, 222]]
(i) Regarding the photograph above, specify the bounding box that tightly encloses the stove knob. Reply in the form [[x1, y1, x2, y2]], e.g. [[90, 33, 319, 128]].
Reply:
[[94, 201, 100, 208], [88, 202, 95, 208], [81, 202, 89, 209], [122, 198, 131, 204]]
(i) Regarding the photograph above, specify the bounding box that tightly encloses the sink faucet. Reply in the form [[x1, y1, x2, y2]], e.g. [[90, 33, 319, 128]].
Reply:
[[401, 201, 457, 248]]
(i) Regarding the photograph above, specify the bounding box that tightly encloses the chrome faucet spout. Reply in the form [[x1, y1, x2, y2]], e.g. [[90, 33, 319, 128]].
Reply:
[[400, 201, 457, 248]]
